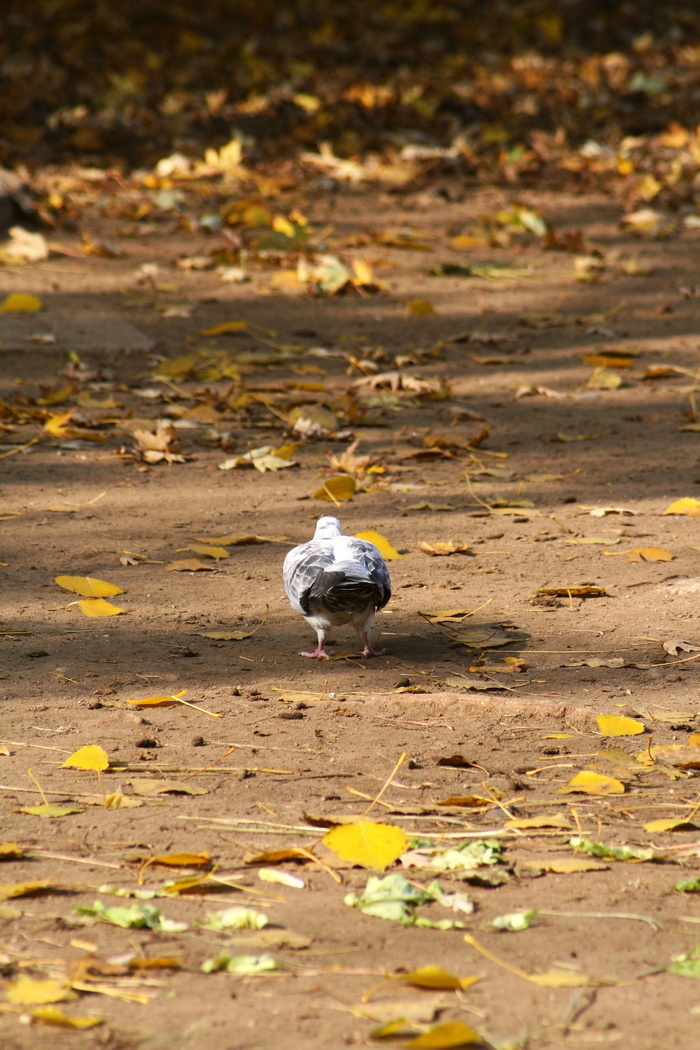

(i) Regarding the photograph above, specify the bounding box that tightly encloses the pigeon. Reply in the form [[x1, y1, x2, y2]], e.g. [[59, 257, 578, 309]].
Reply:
[[283, 516, 391, 659]]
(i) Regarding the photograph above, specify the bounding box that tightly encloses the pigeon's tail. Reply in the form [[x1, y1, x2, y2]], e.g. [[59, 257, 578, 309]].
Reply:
[[301, 568, 380, 616]]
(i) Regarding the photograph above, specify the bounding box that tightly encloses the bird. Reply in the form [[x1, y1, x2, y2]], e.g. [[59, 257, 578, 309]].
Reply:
[[283, 515, 391, 659]]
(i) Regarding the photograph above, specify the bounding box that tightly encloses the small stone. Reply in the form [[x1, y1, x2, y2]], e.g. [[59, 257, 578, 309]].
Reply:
[[395, 676, 411, 688], [135, 737, 158, 749], [191, 735, 205, 746]]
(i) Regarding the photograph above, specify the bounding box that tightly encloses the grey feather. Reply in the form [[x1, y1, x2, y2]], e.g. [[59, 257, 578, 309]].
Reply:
[[283, 516, 391, 659]]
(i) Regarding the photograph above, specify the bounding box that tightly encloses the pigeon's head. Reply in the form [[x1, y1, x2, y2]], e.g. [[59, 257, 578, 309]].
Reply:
[[313, 516, 343, 539]]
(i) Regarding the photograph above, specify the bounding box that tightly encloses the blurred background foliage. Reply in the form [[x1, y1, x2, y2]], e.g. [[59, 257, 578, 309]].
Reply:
[[2, 1, 699, 177]]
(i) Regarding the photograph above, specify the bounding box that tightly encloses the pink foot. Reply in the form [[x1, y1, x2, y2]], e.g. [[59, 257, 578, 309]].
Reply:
[[300, 647, 334, 659], [359, 644, 386, 658]]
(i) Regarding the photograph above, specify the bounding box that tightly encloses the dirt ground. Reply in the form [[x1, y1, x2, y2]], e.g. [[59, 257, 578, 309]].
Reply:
[[2, 179, 700, 1050]]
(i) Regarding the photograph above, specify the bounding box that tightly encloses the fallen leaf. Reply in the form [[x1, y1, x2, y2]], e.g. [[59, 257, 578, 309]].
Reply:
[[596, 715, 645, 737], [185, 543, 230, 559], [405, 1021, 484, 1048], [313, 474, 356, 502], [62, 745, 110, 771], [521, 857, 609, 873], [664, 498, 700, 516], [200, 320, 248, 336], [16, 803, 84, 818], [626, 547, 673, 562], [559, 771, 626, 795], [76, 900, 187, 931], [30, 1006, 104, 1029], [407, 298, 436, 316], [0, 877, 55, 900], [644, 818, 700, 833], [505, 815, 571, 830], [323, 822, 408, 870], [662, 639, 700, 656], [399, 966, 480, 991], [492, 908, 537, 931], [5, 976, 75, 1006], [76, 599, 125, 617], [202, 906, 267, 931], [201, 951, 277, 975], [419, 540, 470, 556], [55, 576, 125, 598], [0, 292, 43, 313], [354, 530, 404, 560]]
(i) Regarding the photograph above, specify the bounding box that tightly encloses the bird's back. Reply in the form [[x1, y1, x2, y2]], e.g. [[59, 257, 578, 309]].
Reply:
[[284, 534, 390, 617]]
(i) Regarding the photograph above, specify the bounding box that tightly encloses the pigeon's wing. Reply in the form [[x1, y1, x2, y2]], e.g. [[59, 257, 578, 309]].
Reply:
[[346, 537, 392, 609], [283, 539, 336, 615]]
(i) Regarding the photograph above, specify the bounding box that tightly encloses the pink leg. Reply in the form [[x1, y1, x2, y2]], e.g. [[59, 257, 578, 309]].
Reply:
[[359, 632, 386, 658], [300, 633, 334, 659]]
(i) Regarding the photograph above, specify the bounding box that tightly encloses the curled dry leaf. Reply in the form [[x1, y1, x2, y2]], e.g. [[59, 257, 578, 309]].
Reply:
[[133, 424, 185, 465], [420, 540, 470, 556]]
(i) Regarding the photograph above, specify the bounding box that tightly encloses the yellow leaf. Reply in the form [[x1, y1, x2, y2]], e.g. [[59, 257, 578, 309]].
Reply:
[[199, 320, 247, 336], [0, 877, 55, 900], [125, 690, 187, 707], [0, 842, 25, 860], [643, 818, 699, 833], [76, 598, 125, 617], [400, 966, 480, 991], [322, 822, 408, 870], [62, 745, 109, 771], [405, 1021, 483, 1048], [142, 852, 210, 869], [31, 1006, 103, 1029], [626, 547, 673, 562], [43, 410, 77, 437], [406, 298, 436, 316], [0, 292, 43, 313], [522, 857, 608, 874], [353, 529, 404, 560], [504, 814, 572, 830], [313, 474, 356, 503], [194, 534, 284, 545], [5, 976, 75, 1006], [596, 714, 646, 737], [185, 543, 230, 559], [664, 498, 700, 516], [437, 796, 493, 808], [55, 575, 125, 598], [272, 214, 295, 238], [16, 803, 83, 817], [559, 771, 626, 795]]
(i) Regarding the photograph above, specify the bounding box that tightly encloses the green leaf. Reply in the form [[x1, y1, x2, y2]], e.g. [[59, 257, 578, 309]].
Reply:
[[202, 907, 268, 931], [74, 900, 187, 931], [492, 908, 537, 931], [201, 951, 277, 974]]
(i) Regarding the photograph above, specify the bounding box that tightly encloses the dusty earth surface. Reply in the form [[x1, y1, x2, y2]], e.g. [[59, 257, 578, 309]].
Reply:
[[2, 177, 700, 1050]]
